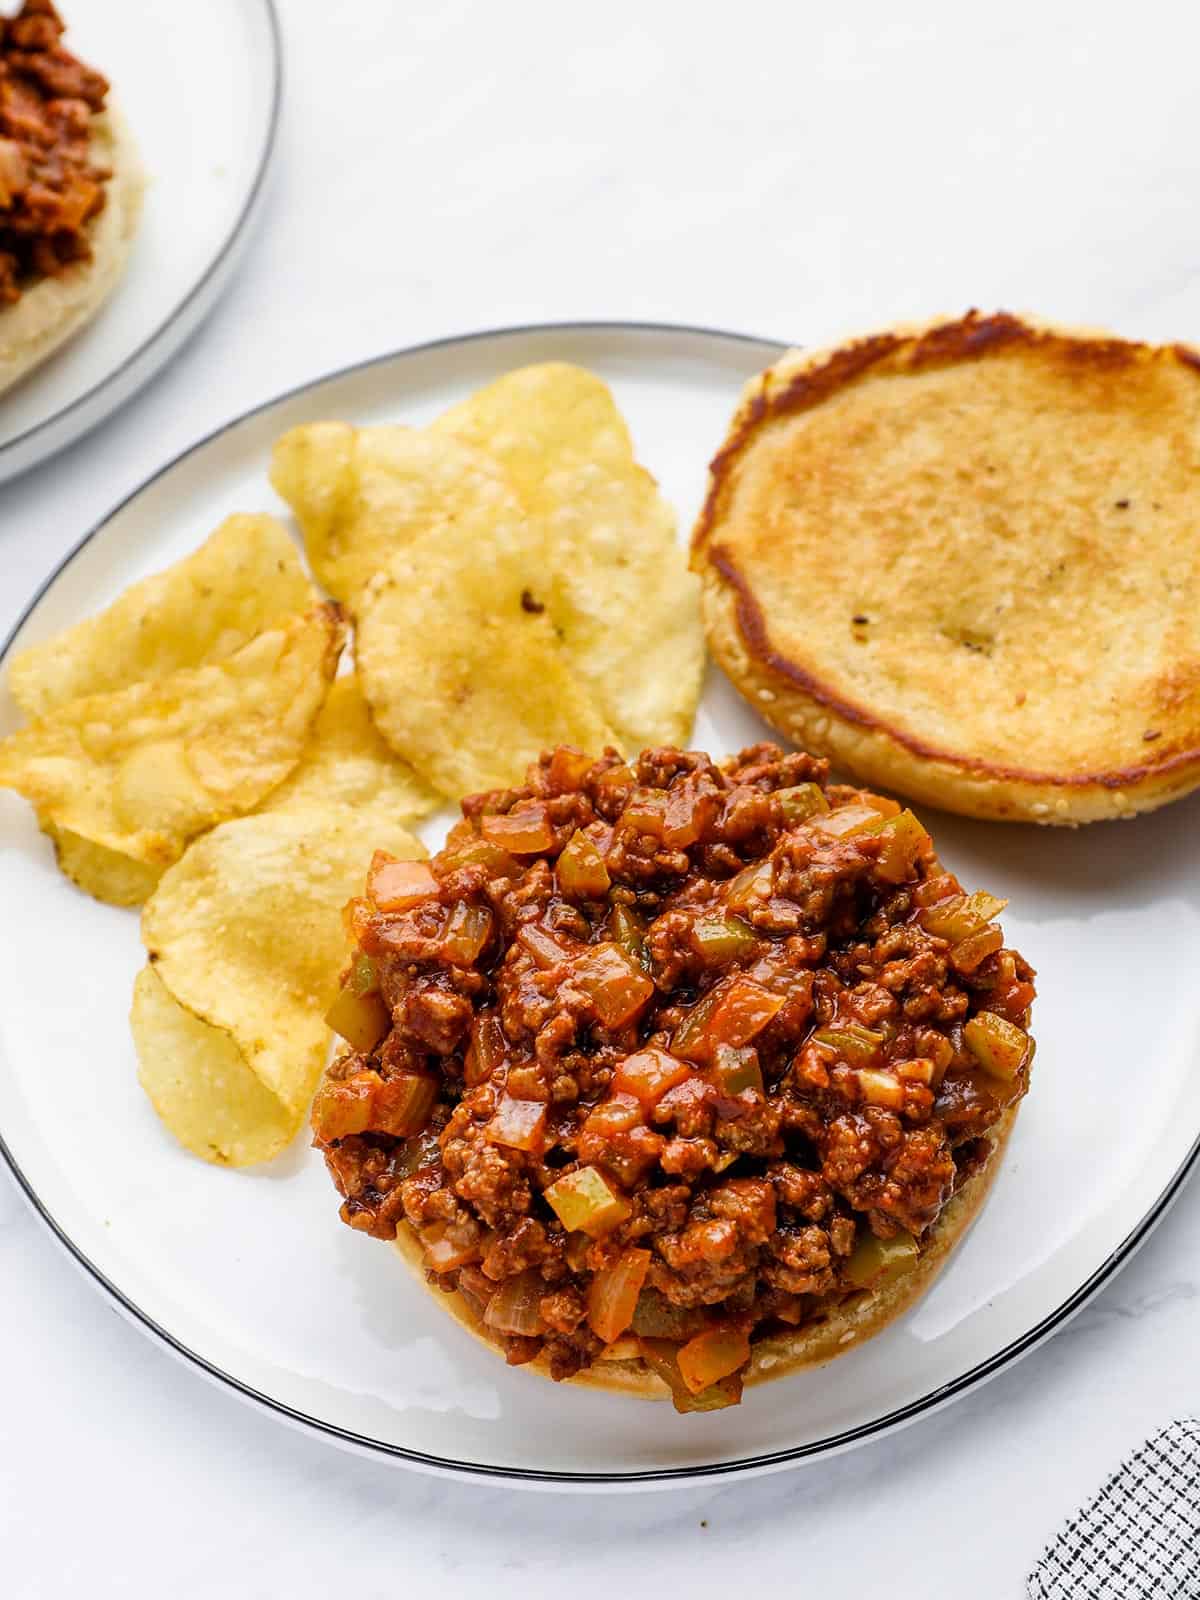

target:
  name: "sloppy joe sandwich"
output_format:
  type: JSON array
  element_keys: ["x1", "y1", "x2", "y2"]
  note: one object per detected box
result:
[
  {"x1": 0, "y1": 0, "x2": 143, "y2": 395},
  {"x1": 693, "y1": 312, "x2": 1200, "y2": 825},
  {"x1": 313, "y1": 743, "x2": 1034, "y2": 1411}
]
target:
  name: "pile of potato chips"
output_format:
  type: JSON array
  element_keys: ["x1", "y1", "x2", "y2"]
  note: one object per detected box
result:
[
  {"x1": 272, "y1": 362, "x2": 704, "y2": 793},
  {"x1": 0, "y1": 363, "x2": 703, "y2": 1167}
]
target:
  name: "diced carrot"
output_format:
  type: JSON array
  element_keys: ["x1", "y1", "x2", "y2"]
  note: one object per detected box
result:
[
  {"x1": 706, "y1": 977, "x2": 786, "y2": 1049},
  {"x1": 582, "y1": 1093, "x2": 645, "y2": 1138},
  {"x1": 486, "y1": 1093, "x2": 547, "y2": 1154},
  {"x1": 370, "y1": 1073, "x2": 438, "y2": 1137},
  {"x1": 676, "y1": 1327, "x2": 751, "y2": 1394},
  {"x1": 547, "y1": 747, "x2": 595, "y2": 793},
  {"x1": 481, "y1": 803, "x2": 556, "y2": 854},
  {"x1": 612, "y1": 1048, "x2": 694, "y2": 1105},
  {"x1": 368, "y1": 853, "x2": 440, "y2": 911},
  {"x1": 571, "y1": 943, "x2": 655, "y2": 1028}
]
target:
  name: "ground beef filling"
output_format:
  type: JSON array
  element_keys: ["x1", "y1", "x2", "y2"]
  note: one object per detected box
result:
[
  {"x1": 313, "y1": 744, "x2": 1035, "y2": 1407},
  {"x1": 0, "y1": 0, "x2": 111, "y2": 305}
]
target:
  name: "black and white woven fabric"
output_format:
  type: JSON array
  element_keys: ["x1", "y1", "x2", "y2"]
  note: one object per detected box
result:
[{"x1": 1028, "y1": 1420, "x2": 1200, "y2": 1599}]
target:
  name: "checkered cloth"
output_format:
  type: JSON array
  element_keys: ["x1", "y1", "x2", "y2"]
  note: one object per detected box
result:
[{"x1": 1028, "y1": 1420, "x2": 1200, "y2": 1598}]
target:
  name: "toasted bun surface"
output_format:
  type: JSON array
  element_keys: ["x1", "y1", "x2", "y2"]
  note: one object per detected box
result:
[
  {"x1": 692, "y1": 313, "x2": 1200, "y2": 825},
  {"x1": 0, "y1": 104, "x2": 144, "y2": 397},
  {"x1": 391, "y1": 1107, "x2": 1016, "y2": 1402}
]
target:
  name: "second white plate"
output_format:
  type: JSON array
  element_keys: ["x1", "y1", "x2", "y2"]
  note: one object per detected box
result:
[
  {"x1": 1, "y1": 322, "x2": 1198, "y2": 1486},
  {"x1": 0, "y1": 0, "x2": 280, "y2": 482}
]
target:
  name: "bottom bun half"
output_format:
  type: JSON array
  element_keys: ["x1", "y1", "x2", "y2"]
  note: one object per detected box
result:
[
  {"x1": 392, "y1": 1105, "x2": 1018, "y2": 1401},
  {"x1": 0, "y1": 103, "x2": 145, "y2": 397}
]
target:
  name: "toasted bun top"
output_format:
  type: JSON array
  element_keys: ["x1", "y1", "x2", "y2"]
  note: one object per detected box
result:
[{"x1": 693, "y1": 313, "x2": 1200, "y2": 823}]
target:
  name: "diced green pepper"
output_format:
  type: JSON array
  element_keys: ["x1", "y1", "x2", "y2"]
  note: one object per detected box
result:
[
  {"x1": 872, "y1": 809, "x2": 930, "y2": 885},
  {"x1": 963, "y1": 1011, "x2": 1030, "y2": 1081},
  {"x1": 557, "y1": 829, "x2": 612, "y2": 899},
  {"x1": 844, "y1": 1228, "x2": 919, "y2": 1290},
  {"x1": 710, "y1": 1042, "x2": 764, "y2": 1096},
  {"x1": 348, "y1": 952, "x2": 379, "y2": 996},
  {"x1": 609, "y1": 903, "x2": 651, "y2": 973},
  {"x1": 777, "y1": 783, "x2": 829, "y2": 823},
  {"x1": 543, "y1": 1165, "x2": 631, "y2": 1237},
  {"x1": 690, "y1": 914, "x2": 757, "y2": 963},
  {"x1": 811, "y1": 1021, "x2": 885, "y2": 1068},
  {"x1": 325, "y1": 986, "x2": 390, "y2": 1053}
]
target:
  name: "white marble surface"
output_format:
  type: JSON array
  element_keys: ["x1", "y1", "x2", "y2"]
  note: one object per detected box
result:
[{"x1": 3, "y1": 0, "x2": 1200, "y2": 1591}]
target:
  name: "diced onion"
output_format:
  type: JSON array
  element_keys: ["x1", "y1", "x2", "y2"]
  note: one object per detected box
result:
[
  {"x1": 517, "y1": 921, "x2": 578, "y2": 970},
  {"x1": 587, "y1": 1248, "x2": 651, "y2": 1344},
  {"x1": 856, "y1": 1067, "x2": 905, "y2": 1111},
  {"x1": 484, "y1": 1271, "x2": 548, "y2": 1336},
  {"x1": 442, "y1": 901, "x2": 493, "y2": 965}
]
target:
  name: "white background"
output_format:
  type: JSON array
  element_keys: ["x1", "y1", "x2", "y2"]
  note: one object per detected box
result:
[{"x1": 3, "y1": 1, "x2": 1200, "y2": 1592}]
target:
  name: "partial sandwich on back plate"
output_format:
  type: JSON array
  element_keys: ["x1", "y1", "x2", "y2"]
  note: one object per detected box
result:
[
  {"x1": 692, "y1": 312, "x2": 1200, "y2": 825},
  {"x1": 0, "y1": 0, "x2": 143, "y2": 394},
  {"x1": 311, "y1": 742, "x2": 1035, "y2": 1412}
]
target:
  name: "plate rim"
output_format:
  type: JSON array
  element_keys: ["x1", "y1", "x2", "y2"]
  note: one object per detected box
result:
[
  {"x1": 2, "y1": 317, "x2": 1196, "y2": 1487},
  {"x1": 0, "y1": 0, "x2": 284, "y2": 473}
]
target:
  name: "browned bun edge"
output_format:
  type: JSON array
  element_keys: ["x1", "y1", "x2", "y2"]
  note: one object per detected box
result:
[
  {"x1": 0, "y1": 102, "x2": 145, "y2": 397},
  {"x1": 389, "y1": 1104, "x2": 1019, "y2": 1401},
  {"x1": 696, "y1": 566, "x2": 1200, "y2": 826},
  {"x1": 691, "y1": 312, "x2": 1200, "y2": 826}
]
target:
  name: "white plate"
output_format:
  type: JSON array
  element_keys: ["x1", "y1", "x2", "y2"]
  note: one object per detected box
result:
[
  {"x1": 1, "y1": 322, "x2": 1197, "y2": 1488},
  {"x1": 0, "y1": 0, "x2": 280, "y2": 483}
]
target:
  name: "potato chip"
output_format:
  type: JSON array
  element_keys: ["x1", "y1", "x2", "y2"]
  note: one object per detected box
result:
[
  {"x1": 47, "y1": 823, "x2": 163, "y2": 907},
  {"x1": 269, "y1": 422, "x2": 519, "y2": 605},
  {"x1": 537, "y1": 458, "x2": 703, "y2": 751},
  {"x1": 356, "y1": 514, "x2": 618, "y2": 797},
  {"x1": 132, "y1": 967, "x2": 295, "y2": 1166},
  {"x1": 259, "y1": 676, "x2": 442, "y2": 821},
  {"x1": 137, "y1": 805, "x2": 426, "y2": 1164},
  {"x1": 0, "y1": 605, "x2": 344, "y2": 867},
  {"x1": 433, "y1": 364, "x2": 704, "y2": 750},
  {"x1": 8, "y1": 514, "x2": 313, "y2": 719},
  {"x1": 431, "y1": 362, "x2": 636, "y2": 495}
]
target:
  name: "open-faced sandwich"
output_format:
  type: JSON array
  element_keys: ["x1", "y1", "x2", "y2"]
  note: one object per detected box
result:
[
  {"x1": 312, "y1": 743, "x2": 1035, "y2": 1411},
  {"x1": 0, "y1": 0, "x2": 143, "y2": 394}
]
